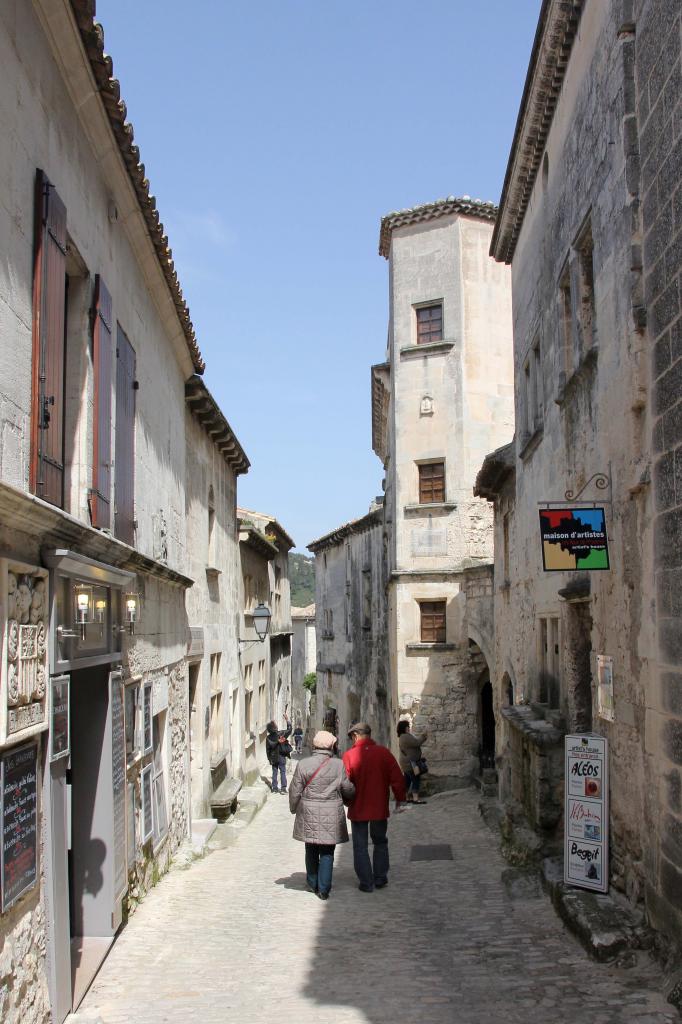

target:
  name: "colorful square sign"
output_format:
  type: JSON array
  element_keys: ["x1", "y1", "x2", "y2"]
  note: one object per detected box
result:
[{"x1": 539, "y1": 507, "x2": 610, "y2": 571}]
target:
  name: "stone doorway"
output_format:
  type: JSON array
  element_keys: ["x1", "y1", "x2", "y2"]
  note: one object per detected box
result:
[{"x1": 479, "y1": 677, "x2": 496, "y2": 772}]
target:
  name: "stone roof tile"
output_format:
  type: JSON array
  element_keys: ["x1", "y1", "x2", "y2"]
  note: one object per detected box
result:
[{"x1": 379, "y1": 195, "x2": 498, "y2": 258}]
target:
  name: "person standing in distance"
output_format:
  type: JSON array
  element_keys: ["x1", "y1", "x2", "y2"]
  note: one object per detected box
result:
[
  {"x1": 342, "y1": 722, "x2": 406, "y2": 892},
  {"x1": 266, "y1": 712, "x2": 291, "y2": 794}
]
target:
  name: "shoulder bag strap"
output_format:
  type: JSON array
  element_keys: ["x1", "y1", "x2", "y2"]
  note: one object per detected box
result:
[{"x1": 303, "y1": 758, "x2": 333, "y2": 790}]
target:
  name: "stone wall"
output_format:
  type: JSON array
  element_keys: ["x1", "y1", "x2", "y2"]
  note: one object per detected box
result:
[
  {"x1": 636, "y1": 0, "x2": 682, "y2": 945},
  {"x1": 0, "y1": 885, "x2": 49, "y2": 1024}
]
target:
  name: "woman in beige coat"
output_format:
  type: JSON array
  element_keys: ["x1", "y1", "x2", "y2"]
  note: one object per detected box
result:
[
  {"x1": 397, "y1": 719, "x2": 428, "y2": 804},
  {"x1": 288, "y1": 731, "x2": 355, "y2": 900}
]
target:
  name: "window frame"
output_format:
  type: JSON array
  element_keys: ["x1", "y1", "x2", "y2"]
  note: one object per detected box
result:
[
  {"x1": 418, "y1": 461, "x2": 446, "y2": 504},
  {"x1": 415, "y1": 302, "x2": 444, "y2": 345},
  {"x1": 419, "y1": 600, "x2": 447, "y2": 644}
]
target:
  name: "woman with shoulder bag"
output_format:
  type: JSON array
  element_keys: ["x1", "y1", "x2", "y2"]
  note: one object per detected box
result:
[
  {"x1": 288, "y1": 731, "x2": 355, "y2": 900},
  {"x1": 397, "y1": 719, "x2": 428, "y2": 804}
]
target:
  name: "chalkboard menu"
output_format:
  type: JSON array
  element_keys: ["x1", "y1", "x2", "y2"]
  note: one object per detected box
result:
[
  {"x1": 110, "y1": 672, "x2": 127, "y2": 902},
  {"x1": 1, "y1": 743, "x2": 38, "y2": 912}
]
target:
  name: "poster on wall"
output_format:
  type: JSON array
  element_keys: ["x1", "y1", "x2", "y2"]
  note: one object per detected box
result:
[
  {"x1": 539, "y1": 508, "x2": 610, "y2": 571},
  {"x1": 1, "y1": 742, "x2": 38, "y2": 911},
  {"x1": 596, "y1": 655, "x2": 615, "y2": 722},
  {"x1": 565, "y1": 734, "x2": 609, "y2": 894},
  {"x1": 49, "y1": 675, "x2": 70, "y2": 762}
]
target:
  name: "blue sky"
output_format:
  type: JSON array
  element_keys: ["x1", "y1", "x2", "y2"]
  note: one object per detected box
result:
[{"x1": 97, "y1": 0, "x2": 540, "y2": 552}]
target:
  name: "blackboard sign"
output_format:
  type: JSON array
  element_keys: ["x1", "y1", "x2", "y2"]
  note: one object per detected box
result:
[
  {"x1": 50, "y1": 675, "x2": 70, "y2": 762},
  {"x1": 110, "y1": 672, "x2": 127, "y2": 901},
  {"x1": 2, "y1": 743, "x2": 38, "y2": 912}
]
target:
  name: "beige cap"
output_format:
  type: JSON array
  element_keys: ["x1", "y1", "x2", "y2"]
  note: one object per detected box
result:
[{"x1": 312, "y1": 730, "x2": 337, "y2": 750}]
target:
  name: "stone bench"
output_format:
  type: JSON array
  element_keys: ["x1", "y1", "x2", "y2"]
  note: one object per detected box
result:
[{"x1": 210, "y1": 778, "x2": 243, "y2": 822}]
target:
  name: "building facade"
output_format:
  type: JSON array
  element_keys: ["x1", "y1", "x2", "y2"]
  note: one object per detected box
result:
[
  {"x1": 237, "y1": 510, "x2": 294, "y2": 781},
  {"x1": 372, "y1": 198, "x2": 514, "y2": 778},
  {"x1": 184, "y1": 376, "x2": 249, "y2": 820},
  {"x1": 308, "y1": 504, "x2": 391, "y2": 750},
  {"x1": 480, "y1": 0, "x2": 682, "y2": 951},
  {"x1": 291, "y1": 603, "x2": 315, "y2": 741}
]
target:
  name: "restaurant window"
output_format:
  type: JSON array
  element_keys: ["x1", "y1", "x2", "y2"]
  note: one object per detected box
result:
[
  {"x1": 418, "y1": 462, "x2": 445, "y2": 504},
  {"x1": 416, "y1": 303, "x2": 443, "y2": 345},
  {"x1": 420, "y1": 601, "x2": 446, "y2": 643}
]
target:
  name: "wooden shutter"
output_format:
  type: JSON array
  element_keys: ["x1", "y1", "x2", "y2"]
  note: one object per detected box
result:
[
  {"x1": 419, "y1": 462, "x2": 445, "y2": 503},
  {"x1": 30, "y1": 170, "x2": 67, "y2": 507},
  {"x1": 114, "y1": 326, "x2": 136, "y2": 545},
  {"x1": 89, "y1": 276, "x2": 113, "y2": 528},
  {"x1": 416, "y1": 304, "x2": 443, "y2": 344},
  {"x1": 420, "y1": 601, "x2": 446, "y2": 643}
]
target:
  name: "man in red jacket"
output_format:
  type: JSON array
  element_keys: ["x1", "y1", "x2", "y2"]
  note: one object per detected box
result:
[{"x1": 342, "y1": 722, "x2": 407, "y2": 892}]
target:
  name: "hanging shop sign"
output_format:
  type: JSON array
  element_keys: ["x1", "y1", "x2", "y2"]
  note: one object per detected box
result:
[
  {"x1": 49, "y1": 674, "x2": 70, "y2": 762},
  {"x1": 1, "y1": 742, "x2": 38, "y2": 911},
  {"x1": 565, "y1": 734, "x2": 609, "y2": 893},
  {"x1": 539, "y1": 508, "x2": 610, "y2": 572},
  {"x1": 596, "y1": 655, "x2": 615, "y2": 722}
]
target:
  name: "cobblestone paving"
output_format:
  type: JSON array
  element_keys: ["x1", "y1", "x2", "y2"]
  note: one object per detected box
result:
[{"x1": 78, "y1": 786, "x2": 678, "y2": 1024}]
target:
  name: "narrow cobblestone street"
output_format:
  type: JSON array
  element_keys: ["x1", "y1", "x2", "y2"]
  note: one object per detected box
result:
[{"x1": 77, "y1": 785, "x2": 677, "y2": 1024}]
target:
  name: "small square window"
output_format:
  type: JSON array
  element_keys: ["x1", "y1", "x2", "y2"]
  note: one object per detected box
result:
[
  {"x1": 416, "y1": 304, "x2": 443, "y2": 345},
  {"x1": 420, "y1": 601, "x2": 446, "y2": 643},
  {"x1": 418, "y1": 462, "x2": 445, "y2": 504}
]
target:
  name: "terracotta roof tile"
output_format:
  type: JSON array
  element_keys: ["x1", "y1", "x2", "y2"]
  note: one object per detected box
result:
[{"x1": 379, "y1": 195, "x2": 498, "y2": 258}]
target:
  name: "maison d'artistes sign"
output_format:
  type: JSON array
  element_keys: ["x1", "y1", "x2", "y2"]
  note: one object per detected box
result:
[{"x1": 539, "y1": 508, "x2": 610, "y2": 572}]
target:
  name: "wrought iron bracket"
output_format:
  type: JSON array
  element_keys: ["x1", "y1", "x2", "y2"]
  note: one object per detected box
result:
[{"x1": 539, "y1": 465, "x2": 612, "y2": 508}]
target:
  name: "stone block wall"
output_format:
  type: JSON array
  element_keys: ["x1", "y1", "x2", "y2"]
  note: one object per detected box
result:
[{"x1": 637, "y1": 0, "x2": 682, "y2": 944}]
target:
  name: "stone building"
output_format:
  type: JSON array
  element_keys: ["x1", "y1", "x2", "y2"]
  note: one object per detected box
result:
[
  {"x1": 237, "y1": 509, "x2": 294, "y2": 781},
  {"x1": 291, "y1": 603, "x2": 316, "y2": 739},
  {"x1": 372, "y1": 197, "x2": 514, "y2": 778},
  {"x1": 184, "y1": 376, "x2": 249, "y2": 822},
  {"x1": 308, "y1": 503, "x2": 392, "y2": 750},
  {"x1": 478, "y1": 0, "x2": 682, "y2": 952}
]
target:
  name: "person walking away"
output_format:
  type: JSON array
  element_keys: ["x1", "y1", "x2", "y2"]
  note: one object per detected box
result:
[
  {"x1": 266, "y1": 713, "x2": 292, "y2": 794},
  {"x1": 293, "y1": 725, "x2": 303, "y2": 753},
  {"x1": 342, "y1": 722, "x2": 406, "y2": 892},
  {"x1": 397, "y1": 720, "x2": 428, "y2": 804},
  {"x1": 288, "y1": 731, "x2": 355, "y2": 900}
]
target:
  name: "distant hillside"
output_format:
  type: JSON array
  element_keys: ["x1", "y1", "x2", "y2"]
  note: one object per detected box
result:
[{"x1": 289, "y1": 553, "x2": 315, "y2": 607}]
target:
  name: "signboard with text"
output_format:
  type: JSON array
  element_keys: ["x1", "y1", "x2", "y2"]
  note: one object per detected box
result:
[
  {"x1": 539, "y1": 508, "x2": 610, "y2": 571},
  {"x1": 1, "y1": 742, "x2": 38, "y2": 911},
  {"x1": 565, "y1": 734, "x2": 608, "y2": 893}
]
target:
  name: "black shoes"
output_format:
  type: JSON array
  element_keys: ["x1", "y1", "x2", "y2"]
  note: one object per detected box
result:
[
  {"x1": 358, "y1": 884, "x2": 374, "y2": 892},
  {"x1": 375, "y1": 880, "x2": 388, "y2": 889},
  {"x1": 316, "y1": 891, "x2": 329, "y2": 901}
]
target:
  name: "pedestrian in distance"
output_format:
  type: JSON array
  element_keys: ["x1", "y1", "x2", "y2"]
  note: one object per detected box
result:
[
  {"x1": 266, "y1": 713, "x2": 292, "y2": 794},
  {"x1": 342, "y1": 722, "x2": 406, "y2": 892},
  {"x1": 397, "y1": 719, "x2": 428, "y2": 804},
  {"x1": 293, "y1": 725, "x2": 304, "y2": 753},
  {"x1": 288, "y1": 731, "x2": 355, "y2": 900}
]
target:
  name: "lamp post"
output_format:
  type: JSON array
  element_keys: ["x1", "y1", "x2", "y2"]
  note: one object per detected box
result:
[{"x1": 239, "y1": 602, "x2": 272, "y2": 648}]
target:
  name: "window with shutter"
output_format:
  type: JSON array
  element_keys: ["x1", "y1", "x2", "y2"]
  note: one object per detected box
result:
[
  {"x1": 115, "y1": 326, "x2": 136, "y2": 545},
  {"x1": 416, "y1": 304, "x2": 443, "y2": 344},
  {"x1": 30, "y1": 170, "x2": 67, "y2": 507},
  {"x1": 90, "y1": 276, "x2": 113, "y2": 528},
  {"x1": 420, "y1": 601, "x2": 446, "y2": 643},
  {"x1": 418, "y1": 462, "x2": 445, "y2": 504}
]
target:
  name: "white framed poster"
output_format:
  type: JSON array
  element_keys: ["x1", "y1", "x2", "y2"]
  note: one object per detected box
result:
[
  {"x1": 49, "y1": 675, "x2": 70, "y2": 762},
  {"x1": 142, "y1": 681, "x2": 153, "y2": 755},
  {"x1": 596, "y1": 655, "x2": 615, "y2": 722},
  {"x1": 141, "y1": 763, "x2": 154, "y2": 843},
  {"x1": 565, "y1": 734, "x2": 608, "y2": 893}
]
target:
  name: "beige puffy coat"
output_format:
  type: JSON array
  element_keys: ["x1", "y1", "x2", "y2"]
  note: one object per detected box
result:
[
  {"x1": 398, "y1": 731, "x2": 428, "y2": 772},
  {"x1": 289, "y1": 751, "x2": 355, "y2": 844}
]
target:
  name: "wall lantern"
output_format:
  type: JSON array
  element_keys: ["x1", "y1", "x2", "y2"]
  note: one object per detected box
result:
[
  {"x1": 124, "y1": 592, "x2": 139, "y2": 635},
  {"x1": 74, "y1": 583, "x2": 93, "y2": 640},
  {"x1": 239, "y1": 602, "x2": 272, "y2": 649},
  {"x1": 95, "y1": 598, "x2": 107, "y2": 623}
]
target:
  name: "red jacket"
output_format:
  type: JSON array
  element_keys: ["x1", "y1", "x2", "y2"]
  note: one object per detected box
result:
[{"x1": 342, "y1": 738, "x2": 407, "y2": 821}]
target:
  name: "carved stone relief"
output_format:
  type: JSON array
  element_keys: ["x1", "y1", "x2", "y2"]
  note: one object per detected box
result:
[
  {"x1": 420, "y1": 395, "x2": 434, "y2": 416},
  {"x1": 2, "y1": 559, "x2": 49, "y2": 746}
]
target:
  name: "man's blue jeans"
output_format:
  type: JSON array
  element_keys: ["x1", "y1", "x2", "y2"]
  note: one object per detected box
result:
[
  {"x1": 305, "y1": 843, "x2": 335, "y2": 895},
  {"x1": 351, "y1": 819, "x2": 389, "y2": 890},
  {"x1": 271, "y1": 760, "x2": 287, "y2": 792}
]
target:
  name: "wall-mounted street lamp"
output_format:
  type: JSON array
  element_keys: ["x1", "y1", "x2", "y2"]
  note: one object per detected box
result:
[
  {"x1": 124, "y1": 592, "x2": 139, "y2": 635},
  {"x1": 239, "y1": 602, "x2": 272, "y2": 649},
  {"x1": 74, "y1": 583, "x2": 93, "y2": 641}
]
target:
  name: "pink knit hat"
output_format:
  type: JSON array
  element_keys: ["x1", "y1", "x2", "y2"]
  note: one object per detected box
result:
[{"x1": 312, "y1": 730, "x2": 337, "y2": 750}]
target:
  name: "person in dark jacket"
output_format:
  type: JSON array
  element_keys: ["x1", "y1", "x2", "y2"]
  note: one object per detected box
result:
[
  {"x1": 289, "y1": 731, "x2": 355, "y2": 900},
  {"x1": 266, "y1": 713, "x2": 291, "y2": 794},
  {"x1": 342, "y1": 722, "x2": 406, "y2": 892}
]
